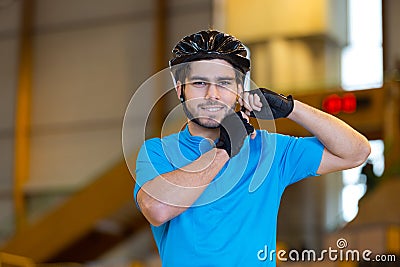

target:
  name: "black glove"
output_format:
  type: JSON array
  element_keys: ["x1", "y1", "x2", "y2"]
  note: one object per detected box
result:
[
  {"x1": 216, "y1": 111, "x2": 254, "y2": 158},
  {"x1": 243, "y1": 88, "x2": 294, "y2": 120}
]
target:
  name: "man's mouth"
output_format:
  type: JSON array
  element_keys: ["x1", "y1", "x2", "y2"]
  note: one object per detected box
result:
[{"x1": 200, "y1": 106, "x2": 224, "y2": 112}]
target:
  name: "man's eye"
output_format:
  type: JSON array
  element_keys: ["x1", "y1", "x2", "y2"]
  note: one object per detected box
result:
[
  {"x1": 192, "y1": 81, "x2": 207, "y2": 87},
  {"x1": 218, "y1": 81, "x2": 233, "y2": 88},
  {"x1": 219, "y1": 81, "x2": 231, "y2": 86}
]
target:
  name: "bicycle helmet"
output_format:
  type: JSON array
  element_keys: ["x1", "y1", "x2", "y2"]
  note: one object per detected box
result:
[{"x1": 169, "y1": 30, "x2": 250, "y2": 74}]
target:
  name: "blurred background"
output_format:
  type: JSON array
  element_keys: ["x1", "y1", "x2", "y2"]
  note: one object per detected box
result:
[{"x1": 0, "y1": 0, "x2": 399, "y2": 266}]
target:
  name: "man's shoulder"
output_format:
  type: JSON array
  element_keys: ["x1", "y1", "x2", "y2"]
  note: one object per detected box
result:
[
  {"x1": 256, "y1": 129, "x2": 299, "y2": 140},
  {"x1": 141, "y1": 131, "x2": 181, "y2": 149},
  {"x1": 253, "y1": 129, "x2": 303, "y2": 151},
  {"x1": 255, "y1": 129, "x2": 286, "y2": 140}
]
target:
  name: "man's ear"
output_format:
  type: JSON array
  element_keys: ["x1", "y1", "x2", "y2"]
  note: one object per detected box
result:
[
  {"x1": 176, "y1": 81, "x2": 184, "y2": 102},
  {"x1": 237, "y1": 83, "x2": 243, "y2": 97},
  {"x1": 237, "y1": 83, "x2": 244, "y2": 107}
]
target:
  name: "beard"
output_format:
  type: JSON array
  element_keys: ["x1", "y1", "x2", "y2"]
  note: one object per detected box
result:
[{"x1": 182, "y1": 100, "x2": 236, "y2": 129}]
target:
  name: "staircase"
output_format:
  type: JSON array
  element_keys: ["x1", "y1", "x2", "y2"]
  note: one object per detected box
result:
[{"x1": 0, "y1": 159, "x2": 148, "y2": 263}]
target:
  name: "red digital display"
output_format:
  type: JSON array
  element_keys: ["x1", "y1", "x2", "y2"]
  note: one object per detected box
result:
[
  {"x1": 342, "y1": 93, "x2": 357, "y2": 113},
  {"x1": 322, "y1": 93, "x2": 357, "y2": 114}
]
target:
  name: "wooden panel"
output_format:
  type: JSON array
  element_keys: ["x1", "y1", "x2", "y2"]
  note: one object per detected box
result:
[
  {"x1": 14, "y1": 0, "x2": 35, "y2": 229},
  {"x1": 387, "y1": 225, "x2": 400, "y2": 254}
]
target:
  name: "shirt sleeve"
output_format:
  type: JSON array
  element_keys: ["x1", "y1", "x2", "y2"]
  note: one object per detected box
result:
[
  {"x1": 134, "y1": 138, "x2": 175, "y2": 207},
  {"x1": 276, "y1": 134, "x2": 324, "y2": 189}
]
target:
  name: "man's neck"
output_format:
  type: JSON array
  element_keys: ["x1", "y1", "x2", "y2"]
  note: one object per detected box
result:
[{"x1": 187, "y1": 121, "x2": 220, "y2": 141}]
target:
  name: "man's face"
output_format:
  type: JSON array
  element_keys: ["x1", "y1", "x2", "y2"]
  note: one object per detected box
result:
[{"x1": 178, "y1": 59, "x2": 242, "y2": 128}]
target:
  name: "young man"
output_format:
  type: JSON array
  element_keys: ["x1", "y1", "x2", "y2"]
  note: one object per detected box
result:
[{"x1": 134, "y1": 30, "x2": 370, "y2": 266}]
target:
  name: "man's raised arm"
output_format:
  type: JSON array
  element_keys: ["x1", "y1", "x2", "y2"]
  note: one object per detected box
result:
[{"x1": 287, "y1": 100, "x2": 370, "y2": 175}]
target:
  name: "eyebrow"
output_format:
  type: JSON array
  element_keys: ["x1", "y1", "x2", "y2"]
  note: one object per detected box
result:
[{"x1": 188, "y1": 75, "x2": 235, "y2": 81}]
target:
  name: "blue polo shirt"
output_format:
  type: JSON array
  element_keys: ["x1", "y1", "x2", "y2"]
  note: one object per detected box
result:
[{"x1": 134, "y1": 126, "x2": 324, "y2": 266}]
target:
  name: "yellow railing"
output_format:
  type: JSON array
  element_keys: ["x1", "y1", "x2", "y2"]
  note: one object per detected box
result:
[{"x1": 0, "y1": 252, "x2": 35, "y2": 267}]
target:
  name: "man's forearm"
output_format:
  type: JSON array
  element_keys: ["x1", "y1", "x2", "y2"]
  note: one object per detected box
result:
[
  {"x1": 287, "y1": 100, "x2": 371, "y2": 174},
  {"x1": 137, "y1": 148, "x2": 229, "y2": 226}
]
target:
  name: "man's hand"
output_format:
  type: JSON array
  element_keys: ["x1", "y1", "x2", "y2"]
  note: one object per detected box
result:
[
  {"x1": 216, "y1": 111, "x2": 255, "y2": 158},
  {"x1": 240, "y1": 88, "x2": 294, "y2": 120}
]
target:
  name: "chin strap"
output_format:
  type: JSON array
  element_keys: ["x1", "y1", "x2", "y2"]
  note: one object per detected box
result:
[{"x1": 180, "y1": 84, "x2": 186, "y2": 103}]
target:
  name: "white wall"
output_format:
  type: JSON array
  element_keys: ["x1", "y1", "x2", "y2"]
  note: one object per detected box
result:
[{"x1": 0, "y1": 0, "x2": 21, "y2": 240}]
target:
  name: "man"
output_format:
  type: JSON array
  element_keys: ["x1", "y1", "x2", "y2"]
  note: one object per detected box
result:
[{"x1": 134, "y1": 30, "x2": 370, "y2": 266}]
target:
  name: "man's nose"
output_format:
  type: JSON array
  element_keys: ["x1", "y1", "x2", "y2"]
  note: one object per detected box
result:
[{"x1": 205, "y1": 83, "x2": 220, "y2": 100}]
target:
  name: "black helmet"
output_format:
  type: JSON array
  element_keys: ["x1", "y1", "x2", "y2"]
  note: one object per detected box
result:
[{"x1": 169, "y1": 30, "x2": 250, "y2": 74}]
